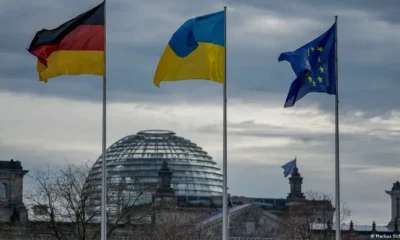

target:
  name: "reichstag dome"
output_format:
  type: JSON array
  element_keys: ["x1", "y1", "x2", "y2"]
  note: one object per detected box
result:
[{"x1": 87, "y1": 130, "x2": 224, "y2": 213}]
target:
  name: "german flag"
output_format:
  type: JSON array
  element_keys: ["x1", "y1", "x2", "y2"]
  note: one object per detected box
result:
[{"x1": 28, "y1": 2, "x2": 104, "y2": 82}]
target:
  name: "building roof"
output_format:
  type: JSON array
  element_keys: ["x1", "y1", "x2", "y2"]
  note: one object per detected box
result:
[
  {"x1": 85, "y1": 130, "x2": 225, "y2": 219},
  {"x1": 0, "y1": 160, "x2": 23, "y2": 170},
  {"x1": 231, "y1": 196, "x2": 287, "y2": 209},
  {"x1": 88, "y1": 130, "x2": 223, "y2": 199},
  {"x1": 391, "y1": 181, "x2": 400, "y2": 191},
  {"x1": 198, "y1": 204, "x2": 252, "y2": 226}
]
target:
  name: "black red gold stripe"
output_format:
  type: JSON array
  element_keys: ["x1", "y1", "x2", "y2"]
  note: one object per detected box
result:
[{"x1": 28, "y1": 1, "x2": 104, "y2": 82}]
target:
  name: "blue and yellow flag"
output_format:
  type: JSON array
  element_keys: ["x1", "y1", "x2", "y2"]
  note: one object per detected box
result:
[
  {"x1": 153, "y1": 11, "x2": 225, "y2": 87},
  {"x1": 279, "y1": 22, "x2": 337, "y2": 107}
]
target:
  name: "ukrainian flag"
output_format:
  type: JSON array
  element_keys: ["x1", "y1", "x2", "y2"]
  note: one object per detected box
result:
[{"x1": 153, "y1": 11, "x2": 225, "y2": 87}]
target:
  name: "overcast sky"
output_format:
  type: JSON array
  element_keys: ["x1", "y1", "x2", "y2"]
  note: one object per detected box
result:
[{"x1": 1, "y1": 0, "x2": 400, "y2": 226}]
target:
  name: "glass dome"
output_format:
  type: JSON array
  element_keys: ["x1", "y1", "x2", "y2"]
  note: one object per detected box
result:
[{"x1": 87, "y1": 130, "x2": 223, "y2": 212}]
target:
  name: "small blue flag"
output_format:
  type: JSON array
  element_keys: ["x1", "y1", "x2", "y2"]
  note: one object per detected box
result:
[
  {"x1": 282, "y1": 159, "x2": 296, "y2": 178},
  {"x1": 279, "y1": 22, "x2": 337, "y2": 107}
]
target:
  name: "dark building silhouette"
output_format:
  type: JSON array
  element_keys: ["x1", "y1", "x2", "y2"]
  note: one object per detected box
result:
[{"x1": 0, "y1": 159, "x2": 28, "y2": 223}]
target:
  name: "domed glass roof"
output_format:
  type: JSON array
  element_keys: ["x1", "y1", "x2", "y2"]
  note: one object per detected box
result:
[{"x1": 87, "y1": 130, "x2": 223, "y2": 211}]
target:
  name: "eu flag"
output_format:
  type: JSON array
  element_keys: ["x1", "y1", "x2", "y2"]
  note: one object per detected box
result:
[
  {"x1": 279, "y1": 22, "x2": 336, "y2": 107},
  {"x1": 282, "y1": 159, "x2": 296, "y2": 178}
]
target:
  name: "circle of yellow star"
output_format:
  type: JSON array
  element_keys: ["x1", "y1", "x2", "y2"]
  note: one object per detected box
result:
[
  {"x1": 312, "y1": 81, "x2": 317, "y2": 87},
  {"x1": 317, "y1": 47, "x2": 323, "y2": 52},
  {"x1": 319, "y1": 66, "x2": 324, "y2": 73},
  {"x1": 307, "y1": 75, "x2": 313, "y2": 82},
  {"x1": 317, "y1": 76, "x2": 323, "y2": 83}
]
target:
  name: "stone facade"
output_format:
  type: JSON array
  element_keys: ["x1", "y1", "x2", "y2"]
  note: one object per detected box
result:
[
  {"x1": 0, "y1": 160, "x2": 28, "y2": 224},
  {"x1": 385, "y1": 181, "x2": 400, "y2": 229},
  {"x1": 287, "y1": 166, "x2": 305, "y2": 201}
]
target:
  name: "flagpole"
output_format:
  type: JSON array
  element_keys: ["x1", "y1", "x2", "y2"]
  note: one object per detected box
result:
[
  {"x1": 334, "y1": 15, "x2": 340, "y2": 240},
  {"x1": 101, "y1": 0, "x2": 107, "y2": 239},
  {"x1": 222, "y1": 5, "x2": 228, "y2": 240}
]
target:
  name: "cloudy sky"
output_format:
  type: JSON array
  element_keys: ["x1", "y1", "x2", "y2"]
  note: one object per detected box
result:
[{"x1": 1, "y1": 0, "x2": 400, "y2": 225}]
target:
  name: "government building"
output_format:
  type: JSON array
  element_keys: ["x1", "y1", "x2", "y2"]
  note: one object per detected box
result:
[{"x1": 0, "y1": 130, "x2": 398, "y2": 239}]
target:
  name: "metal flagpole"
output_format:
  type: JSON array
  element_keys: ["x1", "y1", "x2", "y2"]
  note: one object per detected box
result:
[
  {"x1": 222, "y1": 6, "x2": 228, "y2": 240},
  {"x1": 334, "y1": 15, "x2": 340, "y2": 240},
  {"x1": 101, "y1": 0, "x2": 108, "y2": 239}
]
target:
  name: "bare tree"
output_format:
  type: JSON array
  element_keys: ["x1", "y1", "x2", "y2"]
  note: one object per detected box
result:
[
  {"x1": 24, "y1": 161, "x2": 153, "y2": 240},
  {"x1": 141, "y1": 202, "x2": 216, "y2": 240},
  {"x1": 177, "y1": 208, "x2": 216, "y2": 240},
  {"x1": 278, "y1": 190, "x2": 351, "y2": 240}
]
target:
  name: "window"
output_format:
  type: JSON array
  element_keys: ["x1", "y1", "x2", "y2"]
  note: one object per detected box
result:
[{"x1": 0, "y1": 183, "x2": 7, "y2": 199}]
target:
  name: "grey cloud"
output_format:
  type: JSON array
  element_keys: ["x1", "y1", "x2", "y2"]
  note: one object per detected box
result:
[
  {"x1": 228, "y1": 0, "x2": 400, "y2": 24},
  {"x1": 199, "y1": 111, "x2": 400, "y2": 174},
  {"x1": 1, "y1": 0, "x2": 399, "y2": 117}
]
